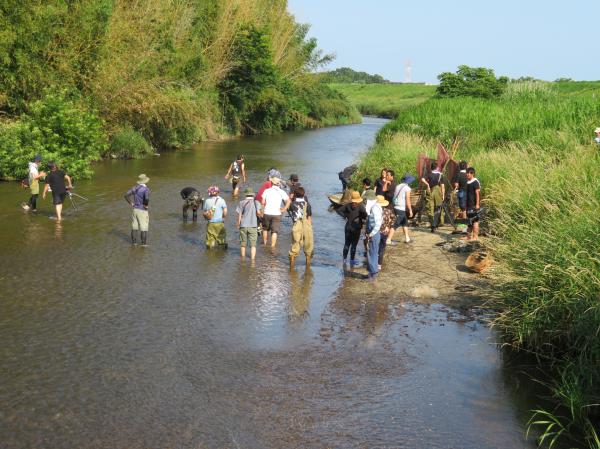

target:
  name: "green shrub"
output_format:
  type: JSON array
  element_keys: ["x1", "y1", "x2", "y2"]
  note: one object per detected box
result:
[
  {"x1": 0, "y1": 91, "x2": 107, "y2": 180},
  {"x1": 109, "y1": 127, "x2": 153, "y2": 159},
  {"x1": 436, "y1": 65, "x2": 508, "y2": 99}
]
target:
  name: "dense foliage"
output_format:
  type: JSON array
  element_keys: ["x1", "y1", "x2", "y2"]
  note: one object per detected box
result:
[
  {"x1": 436, "y1": 65, "x2": 509, "y2": 99},
  {"x1": 0, "y1": 0, "x2": 358, "y2": 180},
  {"x1": 320, "y1": 67, "x2": 389, "y2": 84},
  {"x1": 356, "y1": 80, "x2": 600, "y2": 447}
]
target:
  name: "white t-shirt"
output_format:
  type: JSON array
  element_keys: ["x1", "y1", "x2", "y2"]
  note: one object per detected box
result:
[
  {"x1": 28, "y1": 162, "x2": 39, "y2": 182},
  {"x1": 393, "y1": 183, "x2": 411, "y2": 210},
  {"x1": 262, "y1": 186, "x2": 289, "y2": 216}
]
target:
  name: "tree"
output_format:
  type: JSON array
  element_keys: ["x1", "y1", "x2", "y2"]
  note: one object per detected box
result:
[{"x1": 436, "y1": 65, "x2": 508, "y2": 99}]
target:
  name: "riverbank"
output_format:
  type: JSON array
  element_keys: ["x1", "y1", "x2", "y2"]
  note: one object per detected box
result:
[{"x1": 354, "y1": 80, "x2": 600, "y2": 447}]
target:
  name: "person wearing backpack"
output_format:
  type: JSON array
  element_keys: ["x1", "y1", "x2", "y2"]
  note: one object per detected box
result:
[
  {"x1": 390, "y1": 173, "x2": 415, "y2": 244},
  {"x1": 203, "y1": 185, "x2": 228, "y2": 248},
  {"x1": 224, "y1": 154, "x2": 246, "y2": 197},
  {"x1": 236, "y1": 187, "x2": 262, "y2": 260},
  {"x1": 21, "y1": 155, "x2": 46, "y2": 212},
  {"x1": 288, "y1": 187, "x2": 313, "y2": 269}
]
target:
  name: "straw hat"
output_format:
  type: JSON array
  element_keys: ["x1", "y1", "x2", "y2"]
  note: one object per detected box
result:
[
  {"x1": 350, "y1": 191, "x2": 363, "y2": 203},
  {"x1": 376, "y1": 195, "x2": 389, "y2": 207},
  {"x1": 137, "y1": 174, "x2": 150, "y2": 184}
]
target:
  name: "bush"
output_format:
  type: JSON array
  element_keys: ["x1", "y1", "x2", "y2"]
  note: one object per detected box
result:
[
  {"x1": 436, "y1": 65, "x2": 508, "y2": 99},
  {"x1": 109, "y1": 127, "x2": 153, "y2": 159},
  {"x1": 0, "y1": 91, "x2": 107, "y2": 180}
]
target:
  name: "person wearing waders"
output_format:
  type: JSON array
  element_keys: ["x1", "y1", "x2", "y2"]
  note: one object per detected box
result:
[
  {"x1": 180, "y1": 187, "x2": 203, "y2": 222},
  {"x1": 203, "y1": 185, "x2": 228, "y2": 248},
  {"x1": 224, "y1": 154, "x2": 246, "y2": 197},
  {"x1": 421, "y1": 162, "x2": 445, "y2": 232},
  {"x1": 340, "y1": 190, "x2": 367, "y2": 267},
  {"x1": 364, "y1": 190, "x2": 383, "y2": 281},
  {"x1": 288, "y1": 186, "x2": 313, "y2": 269},
  {"x1": 124, "y1": 174, "x2": 151, "y2": 246},
  {"x1": 21, "y1": 155, "x2": 46, "y2": 212}
]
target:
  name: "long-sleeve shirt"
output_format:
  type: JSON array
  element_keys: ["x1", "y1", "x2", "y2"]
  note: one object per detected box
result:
[
  {"x1": 366, "y1": 202, "x2": 383, "y2": 237},
  {"x1": 125, "y1": 184, "x2": 150, "y2": 210}
]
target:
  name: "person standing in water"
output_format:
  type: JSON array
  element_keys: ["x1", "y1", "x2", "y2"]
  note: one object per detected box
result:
[
  {"x1": 225, "y1": 154, "x2": 246, "y2": 197},
  {"x1": 22, "y1": 155, "x2": 46, "y2": 212},
  {"x1": 260, "y1": 173, "x2": 291, "y2": 247},
  {"x1": 124, "y1": 174, "x2": 151, "y2": 246},
  {"x1": 288, "y1": 187, "x2": 313, "y2": 269},
  {"x1": 42, "y1": 162, "x2": 73, "y2": 223},
  {"x1": 236, "y1": 187, "x2": 262, "y2": 260},
  {"x1": 203, "y1": 185, "x2": 228, "y2": 248},
  {"x1": 340, "y1": 190, "x2": 367, "y2": 267}
]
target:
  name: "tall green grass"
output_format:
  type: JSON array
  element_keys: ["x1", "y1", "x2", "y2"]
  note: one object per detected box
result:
[{"x1": 357, "y1": 82, "x2": 600, "y2": 447}]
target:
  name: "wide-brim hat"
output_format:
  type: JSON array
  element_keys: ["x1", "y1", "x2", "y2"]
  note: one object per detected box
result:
[
  {"x1": 350, "y1": 191, "x2": 363, "y2": 203},
  {"x1": 401, "y1": 173, "x2": 416, "y2": 184},
  {"x1": 137, "y1": 174, "x2": 150, "y2": 184},
  {"x1": 244, "y1": 187, "x2": 254, "y2": 196},
  {"x1": 376, "y1": 195, "x2": 389, "y2": 207},
  {"x1": 363, "y1": 189, "x2": 376, "y2": 201}
]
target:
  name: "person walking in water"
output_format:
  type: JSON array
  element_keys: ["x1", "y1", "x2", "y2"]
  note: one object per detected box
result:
[
  {"x1": 364, "y1": 191, "x2": 384, "y2": 281},
  {"x1": 261, "y1": 172, "x2": 291, "y2": 247},
  {"x1": 42, "y1": 162, "x2": 73, "y2": 223},
  {"x1": 180, "y1": 187, "x2": 203, "y2": 222},
  {"x1": 203, "y1": 185, "x2": 228, "y2": 248},
  {"x1": 288, "y1": 187, "x2": 313, "y2": 269},
  {"x1": 22, "y1": 155, "x2": 46, "y2": 212},
  {"x1": 236, "y1": 187, "x2": 262, "y2": 260},
  {"x1": 124, "y1": 174, "x2": 150, "y2": 245},
  {"x1": 421, "y1": 162, "x2": 445, "y2": 232},
  {"x1": 340, "y1": 190, "x2": 367, "y2": 267},
  {"x1": 224, "y1": 154, "x2": 246, "y2": 197}
]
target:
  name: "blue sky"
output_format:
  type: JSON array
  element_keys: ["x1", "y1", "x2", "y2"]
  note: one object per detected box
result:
[{"x1": 288, "y1": 0, "x2": 597, "y2": 83}]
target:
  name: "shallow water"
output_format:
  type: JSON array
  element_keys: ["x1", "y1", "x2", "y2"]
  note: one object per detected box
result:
[{"x1": 0, "y1": 118, "x2": 536, "y2": 448}]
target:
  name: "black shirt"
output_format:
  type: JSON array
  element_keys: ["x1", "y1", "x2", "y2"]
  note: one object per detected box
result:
[
  {"x1": 384, "y1": 182, "x2": 397, "y2": 204},
  {"x1": 46, "y1": 170, "x2": 66, "y2": 195},
  {"x1": 454, "y1": 171, "x2": 468, "y2": 190},
  {"x1": 375, "y1": 178, "x2": 386, "y2": 195},
  {"x1": 180, "y1": 187, "x2": 199, "y2": 199},
  {"x1": 341, "y1": 202, "x2": 367, "y2": 231},
  {"x1": 466, "y1": 178, "x2": 481, "y2": 209},
  {"x1": 427, "y1": 171, "x2": 442, "y2": 188}
]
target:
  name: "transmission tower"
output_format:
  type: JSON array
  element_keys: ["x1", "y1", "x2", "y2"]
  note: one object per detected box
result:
[{"x1": 404, "y1": 59, "x2": 412, "y2": 83}]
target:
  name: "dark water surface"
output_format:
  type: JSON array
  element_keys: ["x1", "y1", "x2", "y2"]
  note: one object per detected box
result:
[{"x1": 0, "y1": 118, "x2": 535, "y2": 448}]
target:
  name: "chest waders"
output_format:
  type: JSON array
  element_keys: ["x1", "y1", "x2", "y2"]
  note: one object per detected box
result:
[{"x1": 288, "y1": 203, "x2": 314, "y2": 269}]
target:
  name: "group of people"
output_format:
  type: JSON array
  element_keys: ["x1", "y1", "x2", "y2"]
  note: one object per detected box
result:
[
  {"x1": 22, "y1": 155, "x2": 73, "y2": 223},
  {"x1": 124, "y1": 162, "x2": 314, "y2": 269}
]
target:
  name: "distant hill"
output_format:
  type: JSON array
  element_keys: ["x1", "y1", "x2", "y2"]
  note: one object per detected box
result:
[{"x1": 320, "y1": 67, "x2": 389, "y2": 84}]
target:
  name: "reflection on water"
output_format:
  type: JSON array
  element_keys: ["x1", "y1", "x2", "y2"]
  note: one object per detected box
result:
[{"x1": 0, "y1": 118, "x2": 535, "y2": 449}]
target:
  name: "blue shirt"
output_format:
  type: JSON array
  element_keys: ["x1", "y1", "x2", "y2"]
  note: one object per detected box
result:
[
  {"x1": 203, "y1": 196, "x2": 227, "y2": 223},
  {"x1": 126, "y1": 184, "x2": 150, "y2": 210}
]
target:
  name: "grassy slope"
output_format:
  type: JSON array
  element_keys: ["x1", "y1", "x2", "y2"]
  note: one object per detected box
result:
[
  {"x1": 355, "y1": 80, "x2": 600, "y2": 448},
  {"x1": 328, "y1": 83, "x2": 436, "y2": 118}
]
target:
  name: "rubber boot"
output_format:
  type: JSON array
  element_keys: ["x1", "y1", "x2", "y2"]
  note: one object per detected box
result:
[
  {"x1": 131, "y1": 230, "x2": 138, "y2": 245},
  {"x1": 140, "y1": 231, "x2": 147, "y2": 246},
  {"x1": 289, "y1": 255, "x2": 295, "y2": 270}
]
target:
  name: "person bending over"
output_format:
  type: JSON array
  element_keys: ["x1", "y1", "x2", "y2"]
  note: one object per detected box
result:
[{"x1": 180, "y1": 187, "x2": 203, "y2": 222}]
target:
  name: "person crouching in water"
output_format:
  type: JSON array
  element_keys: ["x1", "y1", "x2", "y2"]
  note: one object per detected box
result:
[
  {"x1": 124, "y1": 174, "x2": 150, "y2": 245},
  {"x1": 203, "y1": 185, "x2": 228, "y2": 248},
  {"x1": 364, "y1": 190, "x2": 384, "y2": 281},
  {"x1": 236, "y1": 187, "x2": 262, "y2": 260},
  {"x1": 288, "y1": 187, "x2": 313, "y2": 269},
  {"x1": 340, "y1": 190, "x2": 367, "y2": 267},
  {"x1": 180, "y1": 187, "x2": 203, "y2": 222}
]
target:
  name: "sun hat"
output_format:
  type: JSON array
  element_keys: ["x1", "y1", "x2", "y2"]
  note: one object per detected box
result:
[
  {"x1": 376, "y1": 195, "x2": 389, "y2": 207},
  {"x1": 207, "y1": 185, "x2": 219, "y2": 196},
  {"x1": 363, "y1": 189, "x2": 376, "y2": 201},
  {"x1": 137, "y1": 174, "x2": 150, "y2": 184},
  {"x1": 33, "y1": 155, "x2": 42, "y2": 162},
  {"x1": 350, "y1": 191, "x2": 363, "y2": 203},
  {"x1": 244, "y1": 187, "x2": 254, "y2": 196},
  {"x1": 401, "y1": 173, "x2": 416, "y2": 184},
  {"x1": 595, "y1": 127, "x2": 600, "y2": 133}
]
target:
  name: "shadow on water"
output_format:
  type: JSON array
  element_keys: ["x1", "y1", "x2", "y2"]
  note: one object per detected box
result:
[{"x1": 0, "y1": 118, "x2": 541, "y2": 448}]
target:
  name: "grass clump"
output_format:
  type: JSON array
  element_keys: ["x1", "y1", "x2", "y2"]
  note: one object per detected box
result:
[{"x1": 109, "y1": 128, "x2": 153, "y2": 159}]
